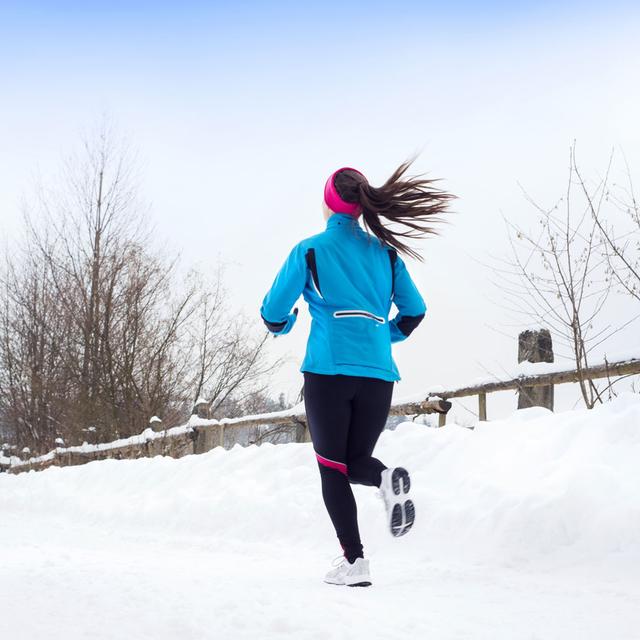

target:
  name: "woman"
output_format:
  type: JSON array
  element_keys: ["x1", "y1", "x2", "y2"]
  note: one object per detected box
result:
[{"x1": 259, "y1": 161, "x2": 453, "y2": 587}]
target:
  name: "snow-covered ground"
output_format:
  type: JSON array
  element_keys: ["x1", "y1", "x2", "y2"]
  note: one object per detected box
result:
[{"x1": 2, "y1": 395, "x2": 640, "y2": 640}]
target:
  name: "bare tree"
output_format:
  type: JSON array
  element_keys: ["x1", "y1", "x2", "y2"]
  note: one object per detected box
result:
[
  {"x1": 0, "y1": 123, "x2": 283, "y2": 453},
  {"x1": 0, "y1": 240, "x2": 71, "y2": 449},
  {"x1": 492, "y1": 144, "x2": 631, "y2": 408},
  {"x1": 576, "y1": 152, "x2": 640, "y2": 303},
  {"x1": 182, "y1": 264, "x2": 285, "y2": 419}
]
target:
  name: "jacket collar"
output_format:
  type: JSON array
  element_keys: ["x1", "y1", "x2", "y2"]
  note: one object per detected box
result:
[{"x1": 326, "y1": 212, "x2": 361, "y2": 230}]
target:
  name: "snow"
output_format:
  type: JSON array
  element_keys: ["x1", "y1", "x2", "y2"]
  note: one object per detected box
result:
[
  {"x1": 1, "y1": 395, "x2": 639, "y2": 639},
  {"x1": 464, "y1": 355, "x2": 639, "y2": 389},
  {"x1": 9, "y1": 423, "x2": 197, "y2": 468},
  {"x1": 10, "y1": 402, "x2": 312, "y2": 470},
  {"x1": 217, "y1": 401, "x2": 306, "y2": 425},
  {"x1": 394, "y1": 354, "x2": 639, "y2": 405},
  {"x1": 149, "y1": 416, "x2": 162, "y2": 424},
  {"x1": 396, "y1": 354, "x2": 640, "y2": 400}
]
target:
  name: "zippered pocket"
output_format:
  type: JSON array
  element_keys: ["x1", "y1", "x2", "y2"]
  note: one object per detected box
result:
[
  {"x1": 330, "y1": 310, "x2": 392, "y2": 370},
  {"x1": 333, "y1": 309, "x2": 386, "y2": 324}
]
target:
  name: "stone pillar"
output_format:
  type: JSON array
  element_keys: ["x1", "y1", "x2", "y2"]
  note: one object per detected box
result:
[
  {"x1": 517, "y1": 329, "x2": 554, "y2": 410},
  {"x1": 149, "y1": 416, "x2": 163, "y2": 432}
]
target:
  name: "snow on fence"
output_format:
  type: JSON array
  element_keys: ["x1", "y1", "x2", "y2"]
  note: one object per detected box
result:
[
  {"x1": 432, "y1": 355, "x2": 640, "y2": 426},
  {"x1": 3, "y1": 330, "x2": 639, "y2": 475},
  {"x1": 2, "y1": 397, "x2": 451, "y2": 474}
]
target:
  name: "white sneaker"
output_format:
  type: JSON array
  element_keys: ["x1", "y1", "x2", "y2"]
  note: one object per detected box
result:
[
  {"x1": 324, "y1": 556, "x2": 372, "y2": 587},
  {"x1": 378, "y1": 467, "x2": 415, "y2": 537}
]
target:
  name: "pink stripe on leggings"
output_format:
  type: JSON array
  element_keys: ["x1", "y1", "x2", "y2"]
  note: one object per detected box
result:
[{"x1": 316, "y1": 452, "x2": 347, "y2": 475}]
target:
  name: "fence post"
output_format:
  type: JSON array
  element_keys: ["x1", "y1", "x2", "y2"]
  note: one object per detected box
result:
[
  {"x1": 292, "y1": 418, "x2": 311, "y2": 443},
  {"x1": 193, "y1": 398, "x2": 209, "y2": 419},
  {"x1": 193, "y1": 425, "x2": 218, "y2": 454},
  {"x1": 478, "y1": 392, "x2": 487, "y2": 421},
  {"x1": 517, "y1": 329, "x2": 554, "y2": 410}
]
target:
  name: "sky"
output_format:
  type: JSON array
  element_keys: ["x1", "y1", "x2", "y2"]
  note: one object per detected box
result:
[{"x1": 1, "y1": 1, "x2": 639, "y2": 421}]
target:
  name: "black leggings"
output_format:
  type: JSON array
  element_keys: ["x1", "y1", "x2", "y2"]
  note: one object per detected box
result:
[{"x1": 303, "y1": 371, "x2": 395, "y2": 562}]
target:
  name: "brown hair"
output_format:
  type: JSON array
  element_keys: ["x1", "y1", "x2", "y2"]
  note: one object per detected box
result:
[{"x1": 333, "y1": 159, "x2": 455, "y2": 261}]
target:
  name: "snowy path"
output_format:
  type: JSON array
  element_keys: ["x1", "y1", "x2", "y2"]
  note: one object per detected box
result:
[
  {"x1": 2, "y1": 396, "x2": 640, "y2": 639},
  {"x1": 4, "y1": 532, "x2": 638, "y2": 640}
]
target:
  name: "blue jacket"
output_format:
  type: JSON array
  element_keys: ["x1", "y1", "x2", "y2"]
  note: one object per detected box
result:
[{"x1": 259, "y1": 212, "x2": 427, "y2": 382}]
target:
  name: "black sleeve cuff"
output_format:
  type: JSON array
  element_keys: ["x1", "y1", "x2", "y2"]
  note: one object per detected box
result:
[
  {"x1": 396, "y1": 313, "x2": 425, "y2": 337},
  {"x1": 261, "y1": 312, "x2": 287, "y2": 333}
]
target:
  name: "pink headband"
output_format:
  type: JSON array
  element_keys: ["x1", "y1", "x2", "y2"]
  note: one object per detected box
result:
[{"x1": 324, "y1": 167, "x2": 365, "y2": 216}]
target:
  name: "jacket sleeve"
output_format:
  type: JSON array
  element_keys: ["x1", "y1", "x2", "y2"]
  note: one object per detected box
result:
[
  {"x1": 389, "y1": 254, "x2": 427, "y2": 344},
  {"x1": 259, "y1": 242, "x2": 307, "y2": 336}
]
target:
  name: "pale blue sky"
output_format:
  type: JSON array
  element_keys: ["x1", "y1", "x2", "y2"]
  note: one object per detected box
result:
[{"x1": 1, "y1": 1, "x2": 639, "y2": 418}]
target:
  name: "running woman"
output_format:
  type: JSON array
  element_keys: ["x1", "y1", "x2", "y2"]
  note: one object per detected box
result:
[{"x1": 259, "y1": 161, "x2": 453, "y2": 587}]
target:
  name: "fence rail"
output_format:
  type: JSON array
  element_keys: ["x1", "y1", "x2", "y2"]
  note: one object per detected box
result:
[{"x1": 431, "y1": 357, "x2": 640, "y2": 425}]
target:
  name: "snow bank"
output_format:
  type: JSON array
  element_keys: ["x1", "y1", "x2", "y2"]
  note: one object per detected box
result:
[
  {"x1": 1, "y1": 395, "x2": 639, "y2": 639},
  {"x1": 3, "y1": 394, "x2": 639, "y2": 567}
]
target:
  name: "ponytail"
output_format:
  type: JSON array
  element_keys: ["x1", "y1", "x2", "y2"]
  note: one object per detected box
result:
[{"x1": 333, "y1": 159, "x2": 454, "y2": 261}]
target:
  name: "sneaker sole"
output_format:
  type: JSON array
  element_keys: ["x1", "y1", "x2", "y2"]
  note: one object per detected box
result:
[
  {"x1": 389, "y1": 468, "x2": 415, "y2": 537},
  {"x1": 324, "y1": 578, "x2": 373, "y2": 587},
  {"x1": 392, "y1": 467, "x2": 411, "y2": 494}
]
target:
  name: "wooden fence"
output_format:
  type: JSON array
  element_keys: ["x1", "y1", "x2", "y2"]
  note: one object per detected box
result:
[
  {"x1": 1, "y1": 395, "x2": 452, "y2": 474},
  {"x1": 3, "y1": 336, "x2": 639, "y2": 474},
  {"x1": 432, "y1": 356, "x2": 640, "y2": 426}
]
